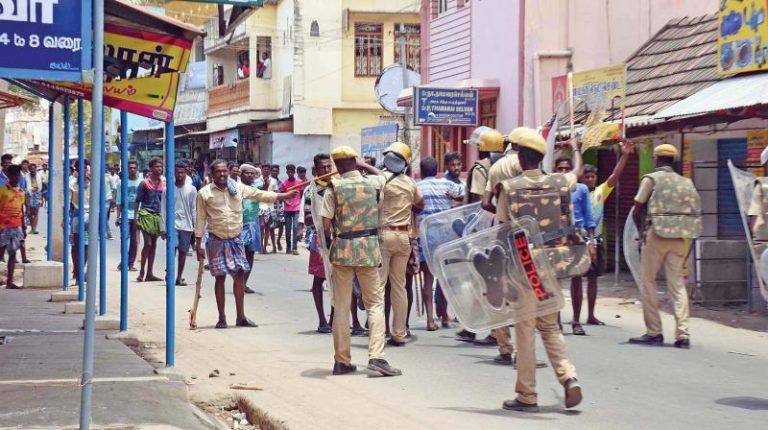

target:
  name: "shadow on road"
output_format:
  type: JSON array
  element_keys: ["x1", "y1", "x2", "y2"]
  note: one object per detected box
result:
[
  {"x1": 716, "y1": 397, "x2": 768, "y2": 410},
  {"x1": 431, "y1": 406, "x2": 579, "y2": 420}
]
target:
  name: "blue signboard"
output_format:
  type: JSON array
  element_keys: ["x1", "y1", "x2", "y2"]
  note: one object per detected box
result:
[
  {"x1": 414, "y1": 87, "x2": 479, "y2": 126},
  {"x1": 361, "y1": 123, "x2": 400, "y2": 163},
  {"x1": 0, "y1": 0, "x2": 92, "y2": 81}
]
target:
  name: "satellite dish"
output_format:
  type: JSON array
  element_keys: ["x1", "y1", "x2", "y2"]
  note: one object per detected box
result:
[{"x1": 375, "y1": 64, "x2": 421, "y2": 114}]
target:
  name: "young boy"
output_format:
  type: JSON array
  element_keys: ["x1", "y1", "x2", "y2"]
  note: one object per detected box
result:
[{"x1": 0, "y1": 165, "x2": 27, "y2": 289}]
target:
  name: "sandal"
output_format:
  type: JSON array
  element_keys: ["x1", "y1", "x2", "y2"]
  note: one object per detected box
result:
[
  {"x1": 144, "y1": 275, "x2": 161, "y2": 282},
  {"x1": 426, "y1": 323, "x2": 439, "y2": 332},
  {"x1": 175, "y1": 279, "x2": 187, "y2": 286},
  {"x1": 586, "y1": 318, "x2": 606, "y2": 326},
  {"x1": 136, "y1": 274, "x2": 144, "y2": 282},
  {"x1": 572, "y1": 322, "x2": 586, "y2": 336},
  {"x1": 236, "y1": 318, "x2": 258, "y2": 327},
  {"x1": 215, "y1": 320, "x2": 228, "y2": 329}
]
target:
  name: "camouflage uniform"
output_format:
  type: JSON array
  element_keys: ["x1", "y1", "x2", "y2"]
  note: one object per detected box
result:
[
  {"x1": 749, "y1": 178, "x2": 768, "y2": 243},
  {"x1": 320, "y1": 171, "x2": 386, "y2": 366},
  {"x1": 495, "y1": 168, "x2": 578, "y2": 406},
  {"x1": 635, "y1": 166, "x2": 702, "y2": 341}
]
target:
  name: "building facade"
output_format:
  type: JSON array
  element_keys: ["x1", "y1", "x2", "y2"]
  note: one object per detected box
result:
[{"x1": 2, "y1": 102, "x2": 49, "y2": 164}]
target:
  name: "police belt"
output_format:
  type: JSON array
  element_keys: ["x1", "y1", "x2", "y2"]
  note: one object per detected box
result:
[
  {"x1": 540, "y1": 226, "x2": 577, "y2": 243},
  {"x1": 336, "y1": 229, "x2": 379, "y2": 239}
]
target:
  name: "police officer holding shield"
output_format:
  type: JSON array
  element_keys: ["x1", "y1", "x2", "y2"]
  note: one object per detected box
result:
[{"x1": 630, "y1": 144, "x2": 702, "y2": 349}]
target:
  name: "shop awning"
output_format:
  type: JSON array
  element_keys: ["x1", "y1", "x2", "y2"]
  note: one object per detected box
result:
[
  {"x1": 653, "y1": 73, "x2": 768, "y2": 120},
  {"x1": 397, "y1": 79, "x2": 500, "y2": 107},
  {"x1": 0, "y1": 90, "x2": 31, "y2": 110}
]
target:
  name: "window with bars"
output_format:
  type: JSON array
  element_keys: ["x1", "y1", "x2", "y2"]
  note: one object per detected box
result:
[
  {"x1": 355, "y1": 23, "x2": 383, "y2": 77},
  {"x1": 394, "y1": 23, "x2": 421, "y2": 71},
  {"x1": 480, "y1": 99, "x2": 497, "y2": 128},
  {"x1": 438, "y1": 0, "x2": 448, "y2": 14}
]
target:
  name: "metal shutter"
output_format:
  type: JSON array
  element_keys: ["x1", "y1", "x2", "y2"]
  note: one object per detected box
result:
[
  {"x1": 717, "y1": 138, "x2": 747, "y2": 239},
  {"x1": 599, "y1": 149, "x2": 639, "y2": 270}
]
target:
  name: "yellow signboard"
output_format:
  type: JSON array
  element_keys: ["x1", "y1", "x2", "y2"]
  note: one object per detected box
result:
[
  {"x1": 570, "y1": 64, "x2": 626, "y2": 151},
  {"x1": 104, "y1": 24, "x2": 192, "y2": 74},
  {"x1": 718, "y1": 0, "x2": 768, "y2": 76},
  {"x1": 747, "y1": 129, "x2": 768, "y2": 175}
]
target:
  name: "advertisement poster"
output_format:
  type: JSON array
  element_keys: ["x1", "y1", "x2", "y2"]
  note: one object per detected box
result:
[
  {"x1": 682, "y1": 140, "x2": 692, "y2": 178},
  {"x1": 0, "y1": 0, "x2": 92, "y2": 81},
  {"x1": 414, "y1": 87, "x2": 479, "y2": 126},
  {"x1": 104, "y1": 24, "x2": 192, "y2": 74},
  {"x1": 747, "y1": 130, "x2": 768, "y2": 176},
  {"x1": 718, "y1": 0, "x2": 768, "y2": 76},
  {"x1": 571, "y1": 64, "x2": 626, "y2": 151},
  {"x1": 34, "y1": 73, "x2": 181, "y2": 122},
  {"x1": 210, "y1": 129, "x2": 240, "y2": 150},
  {"x1": 551, "y1": 74, "x2": 568, "y2": 112}
]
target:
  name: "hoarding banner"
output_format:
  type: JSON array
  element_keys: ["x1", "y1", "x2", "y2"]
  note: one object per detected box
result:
[
  {"x1": 718, "y1": 1, "x2": 768, "y2": 76},
  {"x1": 414, "y1": 87, "x2": 479, "y2": 126},
  {"x1": 35, "y1": 73, "x2": 181, "y2": 122},
  {"x1": 361, "y1": 123, "x2": 400, "y2": 162},
  {"x1": 105, "y1": 24, "x2": 193, "y2": 74},
  {"x1": 0, "y1": 0, "x2": 92, "y2": 81},
  {"x1": 747, "y1": 130, "x2": 768, "y2": 176},
  {"x1": 571, "y1": 64, "x2": 626, "y2": 151},
  {"x1": 210, "y1": 128, "x2": 240, "y2": 150}
]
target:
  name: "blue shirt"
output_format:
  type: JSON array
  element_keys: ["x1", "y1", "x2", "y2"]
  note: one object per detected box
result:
[
  {"x1": 416, "y1": 176, "x2": 463, "y2": 223},
  {"x1": 116, "y1": 177, "x2": 143, "y2": 219},
  {"x1": 571, "y1": 183, "x2": 595, "y2": 230},
  {"x1": 135, "y1": 179, "x2": 164, "y2": 214}
]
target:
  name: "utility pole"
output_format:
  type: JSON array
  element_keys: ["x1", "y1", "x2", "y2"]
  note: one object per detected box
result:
[{"x1": 398, "y1": 24, "x2": 411, "y2": 159}]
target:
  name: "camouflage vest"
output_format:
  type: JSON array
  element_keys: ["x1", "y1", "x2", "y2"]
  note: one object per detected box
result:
[
  {"x1": 329, "y1": 176, "x2": 381, "y2": 267},
  {"x1": 501, "y1": 172, "x2": 591, "y2": 279},
  {"x1": 645, "y1": 168, "x2": 702, "y2": 239},
  {"x1": 754, "y1": 178, "x2": 768, "y2": 241},
  {"x1": 464, "y1": 158, "x2": 491, "y2": 204}
]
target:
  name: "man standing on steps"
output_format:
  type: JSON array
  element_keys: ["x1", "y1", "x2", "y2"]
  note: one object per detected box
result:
[
  {"x1": 630, "y1": 144, "x2": 701, "y2": 349},
  {"x1": 135, "y1": 158, "x2": 165, "y2": 282},
  {"x1": 239, "y1": 163, "x2": 262, "y2": 294},
  {"x1": 321, "y1": 146, "x2": 401, "y2": 377},
  {"x1": 161, "y1": 161, "x2": 197, "y2": 286},
  {"x1": 116, "y1": 160, "x2": 142, "y2": 272},
  {"x1": 195, "y1": 159, "x2": 297, "y2": 329}
]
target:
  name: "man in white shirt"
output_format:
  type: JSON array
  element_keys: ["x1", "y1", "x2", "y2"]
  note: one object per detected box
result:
[{"x1": 161, "y1": 161, "x2": 197, "y2": 286}]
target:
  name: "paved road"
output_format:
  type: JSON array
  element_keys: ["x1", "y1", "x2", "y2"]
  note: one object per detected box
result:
[{"x1": 88, "y1": 220, "x2": 768, "y2": 430}]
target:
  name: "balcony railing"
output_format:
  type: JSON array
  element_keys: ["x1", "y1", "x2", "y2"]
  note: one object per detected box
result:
[{"x1": 208, "y1": 79, "x2": 249, "y2": 114}]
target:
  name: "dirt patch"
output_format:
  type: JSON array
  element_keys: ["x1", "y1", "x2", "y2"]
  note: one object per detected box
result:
[{"x1": 197, "y1": 396, "x2": 289, "y2": 430}]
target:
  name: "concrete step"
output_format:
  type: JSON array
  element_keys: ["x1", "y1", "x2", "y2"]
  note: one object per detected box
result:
[
  {"x1": 22, "y1": 261, "x2": 64, "y2": 289},
  {"x1": 50, "y1": 289, "x2": 79, "y2": 302},
  {"x1": 83, "y1": 314, "x2": 120, "y2": 331}
]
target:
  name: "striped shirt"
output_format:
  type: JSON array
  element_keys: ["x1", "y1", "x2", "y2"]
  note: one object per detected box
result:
[{"x1": 416, "y1": 176, "x2": 463, "y2": 224}]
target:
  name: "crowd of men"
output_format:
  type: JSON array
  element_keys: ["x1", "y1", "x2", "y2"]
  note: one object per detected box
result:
[{"x1": 4, "y1": 127, "x2": 766, "y2": 414}]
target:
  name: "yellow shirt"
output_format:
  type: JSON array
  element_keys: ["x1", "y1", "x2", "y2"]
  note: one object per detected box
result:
[
  {"x1": 634, "y1": 176, "x2": 654, "y2": 204},
  {"x1": 496, "y1": 170, "x2": 577, "y2": 223},
  {"x1": 379, "y1": 172, "x2": 422, "y2": 226},
  {"x1": 320, "y1": 170, "x2": 384, "y2": 221},
  {"x1": 195, "y1": 182, "x2": 277, "y2": 239},
  {"x1": 749, "y1": 181, "x2": 766, "y2": 238},
  {"x1": 484, "y1": 152, "x2": 522, "y2": 195}
]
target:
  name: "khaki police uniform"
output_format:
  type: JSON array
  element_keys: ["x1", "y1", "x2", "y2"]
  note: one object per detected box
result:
[
  {"x1": 634, "y1": 166, "x2": 700, "y2": 341},
  {"x1": 497, "y1": 169, "x2": 579, "y2": 404},
  {"x1": 320, "y1": 170, "x2": 386, "y2": 365},
  {"x1": 379, "y1": 172, "x2": 423, "y2": 342}
]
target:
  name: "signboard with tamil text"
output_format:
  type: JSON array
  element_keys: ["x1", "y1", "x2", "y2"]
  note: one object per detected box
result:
[
  {"x1": 0, "y1": 0, "x2": 92, "y2": 81},
  {"x1": 571, "y1": 64, "x2": 626, "y2": 150},
  {"x1": 718, "y1": 0, "x2": 768, "y2": 76},
  {"x1": 414, "y1": 87, "x2": 478, "y2": 126},
  {"x1": 361, "y1": 123, "x2": 400, "y2": 163}
]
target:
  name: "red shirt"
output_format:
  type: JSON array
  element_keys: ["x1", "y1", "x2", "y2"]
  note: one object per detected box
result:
[
  {"x1": 0, "y1": 185, "x2": 25, "y2": 228},
  {"x1": 279, "y1": 178, "x2": 304, "y2": 212}
]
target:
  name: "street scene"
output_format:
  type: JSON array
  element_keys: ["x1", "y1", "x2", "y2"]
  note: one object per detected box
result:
[{"x1": 1, "y1": 0, "x2": 768, "y2": 429}]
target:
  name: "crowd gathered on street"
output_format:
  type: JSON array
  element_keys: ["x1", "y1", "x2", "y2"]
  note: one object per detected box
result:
[{"x1": 2, "y1": 124, "x2": 766, "y2": 414}]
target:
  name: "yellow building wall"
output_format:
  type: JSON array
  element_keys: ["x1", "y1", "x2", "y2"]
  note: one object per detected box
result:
[
  {"x1": 332, "y1": 109, "x2": 383, "y2": 138},
  {"x1": 341, "y1": 13, "x2": 420, "y2": 103},
  {"x1": 247, "y1": 5, "x2": 279, "y2": 112}
]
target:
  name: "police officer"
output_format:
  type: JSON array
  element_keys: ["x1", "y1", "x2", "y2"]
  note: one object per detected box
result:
[
  {"x1": 630, "y1": 144, "x2": 701, "y2": 349},
  {"x1": 495, "y1": 129, "x2": 582, "y2": 412},
  {"x1": 748, "y1": 146, "x2": 768, "y2": 251},
  {"x1": 378, "y1": 142, "x2": 424, "y2": 347},
  {"x1": 321, "y1": 146, "x2": 402, "y2": 376}
]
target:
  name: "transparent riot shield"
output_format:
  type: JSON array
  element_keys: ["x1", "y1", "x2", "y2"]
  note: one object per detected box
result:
[
  {"x1": 418, "y1": 202, "x2": 495, "y2": 273},
  {"x1": 623, "y1": 207, "x2": 642, "y2": 288},
  {"x1": 760, "y1": 248, "x2": 768, "y2": 291},
  {"x1": 432, "y1": 216, "x2": 564, "y2": 331},
  {"x1": 309, "y1": 183, "x2": 335, "y2": 299},
  {"x1": 728, "y1": 160, "x2": 768, "y2": 300}
]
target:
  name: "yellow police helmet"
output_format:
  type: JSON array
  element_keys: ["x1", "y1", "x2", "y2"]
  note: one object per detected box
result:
[
  {"x1": 467, "y1": 127, "x2": 504, "y2": 152},
  {"x1": 507, "y1": 127, "x2": 534, "y2": 145},
  {"x1": 516, "y1": 129, "x2": 547, "y2": 155},
  {"x1": 331, "y1": 145, "x2": 358, "y2": 160},
  {"x1": 653, "y1": 144, "x2": 678, "y2": 159},
  {"x1": 383, "y1": 141, "x2": 412, "y2": 161}
]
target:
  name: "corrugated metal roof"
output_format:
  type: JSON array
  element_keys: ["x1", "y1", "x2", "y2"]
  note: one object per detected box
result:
[{"x1": 653, "y1": 73, "x2": 768, "y2": 119}]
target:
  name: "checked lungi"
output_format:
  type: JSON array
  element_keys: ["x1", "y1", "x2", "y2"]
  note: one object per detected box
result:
[{"x1": 205, "y1": 233, "x2": 250, "y2": 277}]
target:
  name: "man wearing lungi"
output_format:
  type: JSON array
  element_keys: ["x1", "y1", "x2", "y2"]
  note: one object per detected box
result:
[{"x1": 195, "y1": 159, "x2": 297, "y2": 329}]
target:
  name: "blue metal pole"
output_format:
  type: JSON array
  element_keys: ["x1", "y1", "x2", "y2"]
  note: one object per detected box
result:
[
  {"x1": 46, "y1": 104, "x2": 54, "y2": 261},
  {"x1": 62, "y1": 96, "x2": 71, "y2": 291},
  {"x1": 165, "y1": 118, "x2": 176, "y2": 367},
  {"x1": 77, "y1": 98, "x2": 85, "y2": 302},
  {"x1": 98, "y1": 110, "x2": 107, "y2": 316},
  {"x1": 120, "y1": 111, "x2": 128, "y2": 332},
  {"x1": 80, "y1": 0, "x2": 104, "y2": 425}
]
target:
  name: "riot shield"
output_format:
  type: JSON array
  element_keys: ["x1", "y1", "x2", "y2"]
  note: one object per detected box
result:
[
  {"x1": 309, "y1": 182, "x2": 335, "y2": 298},
  {"x1": 760, "y1": 248, "x2": 768, "y2": 291},
  {"x1": 432, "y1": 216, "x2": 564, "y2": 331},
  {"x1": 418, "y1": 202, "x2": 495, "y2": 273},
  {"x1": 623, "y1": 207, "x2": 642, "y2": 288},
  {"x1": 728, "y1": 160, "x2": 768, "y2": 300}
]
